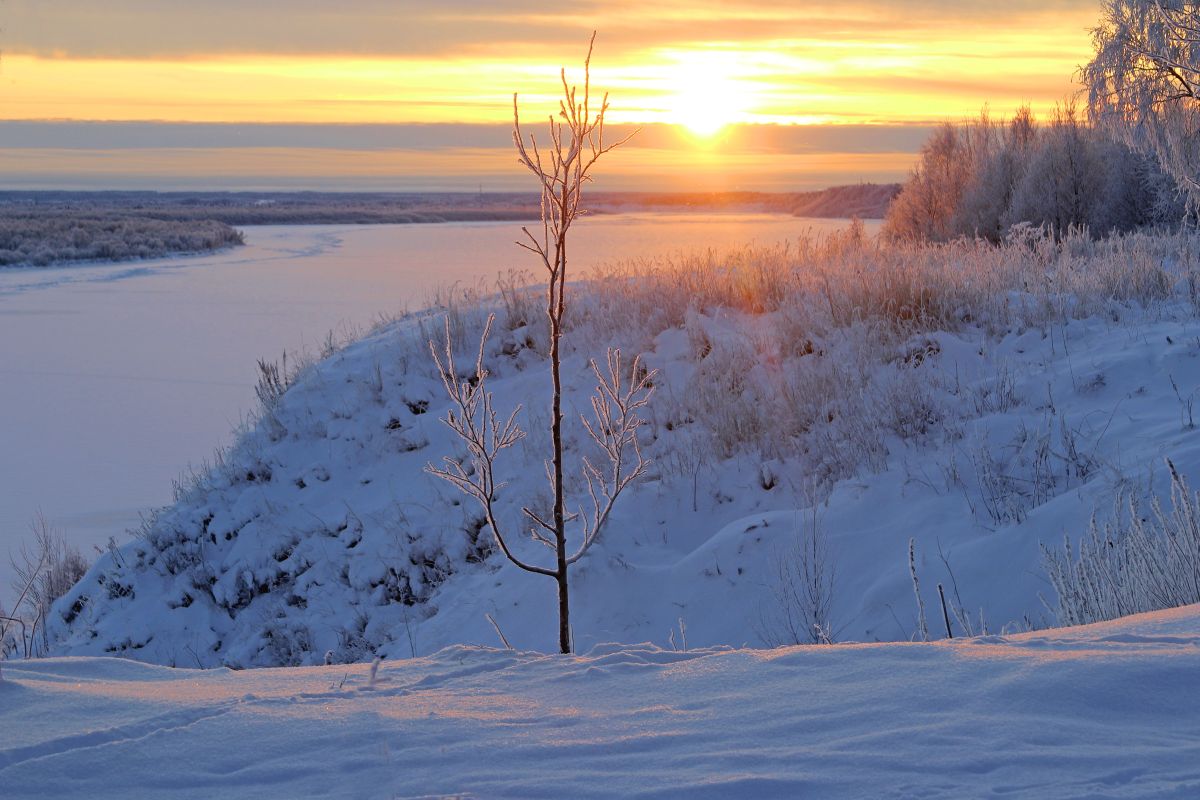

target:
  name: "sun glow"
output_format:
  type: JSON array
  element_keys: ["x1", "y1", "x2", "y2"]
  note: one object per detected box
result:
[{"x1": 665, "y1": 56, "x2": 751, "y2": 138}]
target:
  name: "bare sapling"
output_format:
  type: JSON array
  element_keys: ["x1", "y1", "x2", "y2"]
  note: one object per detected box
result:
[{"x1": 428, "y1": 34, "x2": 652, "y2": 654}]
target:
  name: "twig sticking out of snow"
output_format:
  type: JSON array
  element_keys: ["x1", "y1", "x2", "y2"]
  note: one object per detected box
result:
[
  {"x1": 486, "y1": 613, "x2": 514, "y2": 650},
  {"x1": 937, "y1": 584, "x2": 954, "y2": 639},
  {"x1": 909, "y1": 539, "x2": 930, "y2": 642}
]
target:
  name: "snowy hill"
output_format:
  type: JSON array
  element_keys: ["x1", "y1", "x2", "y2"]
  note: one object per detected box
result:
[
  {"x1": 45, "y1": 228, "x2": 1200, "y2": 666},
  {"x1": 5, "y1": 605, "x2": 1200, "y2": 798}
]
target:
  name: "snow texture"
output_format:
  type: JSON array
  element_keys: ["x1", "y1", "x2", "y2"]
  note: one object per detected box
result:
[{"x1": 4, "y1": 606, "x2": 1200, "y2": 798}]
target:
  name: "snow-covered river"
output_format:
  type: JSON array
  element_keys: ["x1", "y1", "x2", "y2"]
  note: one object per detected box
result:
[{"x1": 0, "y1": 213, "x2": 873, "y2": 588}]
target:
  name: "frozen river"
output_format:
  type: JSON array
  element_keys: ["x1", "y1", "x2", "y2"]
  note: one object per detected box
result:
[{"x1": 0, "y1": 213, "x2": 874, "y2": 589}]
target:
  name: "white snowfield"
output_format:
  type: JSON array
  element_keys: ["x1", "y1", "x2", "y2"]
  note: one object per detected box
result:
[{"x1": 3, "y1": 605, "x2": 1200, "y2": 799}]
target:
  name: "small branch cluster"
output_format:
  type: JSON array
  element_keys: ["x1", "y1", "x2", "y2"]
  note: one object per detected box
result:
[
  {"x1": 427, "y1": 315, "x2": 655, "y2": 575},
  {"x1": 512, "y1": 31, "x2": 636, "y2": 284},
  {"x1": 426, "y1": 315, "x2": 541, "y2": 573},
  {"x1": 573, "y1": 350, "x2": 654, "y2": 563}
]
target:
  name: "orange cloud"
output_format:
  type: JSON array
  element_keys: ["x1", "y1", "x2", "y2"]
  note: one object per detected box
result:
[{"x1": 0, "y1": 2, "x2": 1097, "y2": 128}]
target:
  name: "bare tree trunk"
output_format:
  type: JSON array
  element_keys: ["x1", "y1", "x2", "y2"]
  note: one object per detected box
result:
[
  {"x1": 556, "y1": 570, "x2": 571, "y2": 653},
  {"x1": 551, "y1": 224, "x2": 570, "y2": 652}
]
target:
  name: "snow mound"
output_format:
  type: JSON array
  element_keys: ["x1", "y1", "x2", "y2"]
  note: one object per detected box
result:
[
  {"x1": 45, "y1": 234, "x2": 1200, "y2": 665},
  {"x1": 6, "y1": 606, "x2": 1200, "y2": 798}
]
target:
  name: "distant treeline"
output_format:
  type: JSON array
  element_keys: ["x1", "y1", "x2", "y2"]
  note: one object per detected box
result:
[
  {"x1": 884, "y1": 105, "x2": 1185, "y2": 242},
  {"x1": 0, "y1": 185, "x2": 899, "y2": 229},
  {"x1": 0, "y1": 215, "x2": 245, "y2": 267}
]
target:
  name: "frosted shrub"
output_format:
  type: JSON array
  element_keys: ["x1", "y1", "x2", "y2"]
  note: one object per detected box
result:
[
  {"x1": 4, "y1": 515, "x2": 89, "y2": 658},
  {"x1": 496, "y1": 269, "x2": 542, "y2": 334},
  {"x1": 684, "y1": 336, "x2": 759, "y2": 459},
  {"x1": 876, "y1": 361, "x2": 947, "y2": 440},
  {"x1": 1043, "y1": 462, "x2": 1200, "y2": 626},
  {"x1": 759, "y1": 511, "x2": 838, "y2": 645},
  {"x1": 262, "y1": 621, "x2": 316, "y2": 667}
]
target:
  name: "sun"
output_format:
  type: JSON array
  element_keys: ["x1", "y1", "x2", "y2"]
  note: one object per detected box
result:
[{"x1": 666, "y1": 57, "x2": 747, "y2": 138}]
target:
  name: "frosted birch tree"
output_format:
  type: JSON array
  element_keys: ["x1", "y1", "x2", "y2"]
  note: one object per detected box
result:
[
  {"x1": 1082, "y1": 1, "x2": 1200, "y2": 211},
  {"x1": 427, "y1": 34, "x2": 654, "y2": 654}
]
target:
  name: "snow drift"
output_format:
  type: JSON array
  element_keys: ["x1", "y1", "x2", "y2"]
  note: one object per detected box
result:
[{"x1": 5, "y1": 606, "x2": 1200, "y2": 798}]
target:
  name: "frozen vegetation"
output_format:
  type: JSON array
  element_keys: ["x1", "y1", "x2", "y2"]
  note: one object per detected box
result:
[
  {"x1": 884, "y1": 105, "x2": 1186, "y2": 242},
  {"x1": 31, "y1": 222, "x2": 1200, "y2": 667},
  {"x1": 0, "y1": 214, "x2": 244, "y2": 267}
]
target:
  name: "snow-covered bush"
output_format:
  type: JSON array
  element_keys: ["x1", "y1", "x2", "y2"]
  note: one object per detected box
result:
[{"x1": 1043, "y1": 461, "x2": 1200, "y2": 626}]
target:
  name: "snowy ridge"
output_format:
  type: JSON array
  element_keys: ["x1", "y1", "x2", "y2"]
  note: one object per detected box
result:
[
  {"x1": 6, "y1": 606, "x2": 1200, "y2": 798},
  {"x1": 45, "y1": 231, "x2": 1200, "y2": 666}
]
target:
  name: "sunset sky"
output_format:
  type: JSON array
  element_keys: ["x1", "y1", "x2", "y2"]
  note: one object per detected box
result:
[{"x1": 0, "y1": 1, "x2": 1099, "y2": 191}]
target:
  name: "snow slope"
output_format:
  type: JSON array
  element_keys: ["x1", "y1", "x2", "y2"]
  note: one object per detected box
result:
[
  {"x1": 0, "y1": 215, "x2": 869, "y2": 594},
  {"x1": 4, "y1": 606, "x2": 1200, "y2": 798},
  {"x1": 42, "y1": 230, "x2": 1200, "y2": 665}
]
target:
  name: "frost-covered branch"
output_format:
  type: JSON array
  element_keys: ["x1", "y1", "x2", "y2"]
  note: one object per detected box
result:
[
  {"x1": 570, "y1": 350, "x2": 656, "y2": 564},
  {"x1": 425, "y1": 315, "x2": 555, "y2": 577}
]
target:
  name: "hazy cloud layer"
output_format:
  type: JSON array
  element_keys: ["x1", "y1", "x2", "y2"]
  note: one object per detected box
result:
[
  {"x1": 3, "y1": 1, "x2": 1097, "y2": 58},
  {"x1": 0, "y1": 121, "x2": 934, "y2": 154},
  {"x1": 0, "y1": 2, "x2": 1090, "y2": 189},
  {"x1": 0, "y1": 122, "x2": 920, "y2": 191},
  {"x1": 0, "y1": 146, "x2": 916, "y2": 192}
]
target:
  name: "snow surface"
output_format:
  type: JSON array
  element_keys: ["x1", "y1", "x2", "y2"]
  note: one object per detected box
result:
[
  {"x1": 0, "y1": 215, "x2": 866, "y2": 591},
  {"x1": 4, "y1": 606, "x2": 1200, "y2": 798}
]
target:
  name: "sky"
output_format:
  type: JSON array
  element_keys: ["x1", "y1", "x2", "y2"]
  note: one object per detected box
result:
[{"x1": 0, "y1": 0, "x2": 1101, "y2": 191}]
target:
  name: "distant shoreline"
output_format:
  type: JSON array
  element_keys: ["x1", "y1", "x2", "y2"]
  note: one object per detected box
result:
[
  {"x1": 0, "y1": 215, "x2": 245, "y2": 269},
  {"x1": 0, "y1": 185, "x2": 897, "y2": 267},
  {"x1": 0, "y1": 184, "x2": 899, "y2": 224}
]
